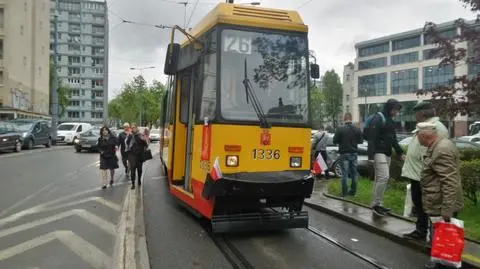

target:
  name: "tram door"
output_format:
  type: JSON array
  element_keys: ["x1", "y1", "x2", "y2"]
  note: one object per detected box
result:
[{"x1": 178, "y1": 66, "x2": 197, "y2": 192}]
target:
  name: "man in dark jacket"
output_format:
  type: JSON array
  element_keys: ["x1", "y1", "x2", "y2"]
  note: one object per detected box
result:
[
  {"x1": 333, "y1": 113, "x2": 363, "y2": 196},
  {"x1": 367, "y1": 99, "x2": 405, "y2": 216},
  {"x1": 118, "y1": 122, "x2": 130, "y2": 174}
]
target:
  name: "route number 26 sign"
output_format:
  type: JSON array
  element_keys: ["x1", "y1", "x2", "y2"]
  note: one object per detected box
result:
[{"x1": 223, "y1": 36, "x2": 252, "y2": 55}]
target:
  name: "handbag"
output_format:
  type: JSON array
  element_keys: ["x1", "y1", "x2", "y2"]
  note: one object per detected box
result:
[
  {"x1": 143, "y1": 147, "x2": 153, "y2": 161},
  {"x1": 430, "y1": 218, "x2": 465, "y2": 268}
]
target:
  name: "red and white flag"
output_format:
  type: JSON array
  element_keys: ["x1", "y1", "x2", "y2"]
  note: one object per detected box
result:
[
  {"x1": 210, "y1": 157, "x2": 223, "y2": 181},
  {"x1": 312, "y1": 154, "x2": 328, "y2": 175}
]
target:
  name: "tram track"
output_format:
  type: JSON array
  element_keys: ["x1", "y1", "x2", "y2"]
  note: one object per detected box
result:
[
  {"x1": 306, "y1": 225, "x2": 392, "y2": 269},
  {"x1": 210, "y1": 233, "x2": 256, "y2": 269}
]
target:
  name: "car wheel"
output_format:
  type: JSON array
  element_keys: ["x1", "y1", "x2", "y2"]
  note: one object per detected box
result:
[
  {"x1": 14, "y1": 140, "x2": 22, "y2": 152},
  {"x1": 45, "y1": 138, "x2": 52, "y2": 148},
  {"x1": 27, "y1": 139, "x2": 34, "y2": 150},
  {"x1": 333, "y1": 161, "x2": 343, "y2": 178}
]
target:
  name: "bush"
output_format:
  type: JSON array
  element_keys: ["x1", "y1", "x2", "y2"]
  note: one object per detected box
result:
[
  {"x1": 460, "y1": 160, "x2": 480, "y2": 206},
  {"x1": 459, "y1": 148, "x2": 480, "y2": 161}
]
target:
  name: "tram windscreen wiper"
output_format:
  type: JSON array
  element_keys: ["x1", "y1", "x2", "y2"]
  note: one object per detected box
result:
[{"x1": 242, "y1": 58, "x2": 270, "y2": 129}]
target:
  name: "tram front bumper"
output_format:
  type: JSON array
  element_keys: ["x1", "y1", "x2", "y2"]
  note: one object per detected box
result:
[{"x1": 202, "y1": 170, "x2": 315, "y2": 199}]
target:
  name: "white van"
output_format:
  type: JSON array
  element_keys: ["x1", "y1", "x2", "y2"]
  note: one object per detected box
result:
[{"x1": 56, "y1": 122, "x2": 93, "y2": 144}]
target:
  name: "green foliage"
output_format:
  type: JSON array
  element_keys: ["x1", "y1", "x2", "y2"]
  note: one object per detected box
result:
[
  {"x1": 49, "y1": 60, "x2": 72, "y2": 117},
  {"x1": 310, "y1": 83, "x2": 326, "y2": 128},
  {"x1": 460, "y1": 160, "x2": 480, "y2": 205},
  {"x1": 458, "y1": 148, "x2": 480, "y2": 161},
  {"x1": 108, "y1": 75, "x2": 166, "y2": 126},
  {"x1": 321, "y1": 70, "x2": 343, "y2": 128}
]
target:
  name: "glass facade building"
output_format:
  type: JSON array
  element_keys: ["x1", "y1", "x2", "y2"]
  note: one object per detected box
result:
[{"x1": 50, "y1": 0, "x2": 109, "y2": 123}]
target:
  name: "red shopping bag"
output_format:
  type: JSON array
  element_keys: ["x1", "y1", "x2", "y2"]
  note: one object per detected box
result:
[{"x1": 430, "y1": 218, "x2": 465, "y2": 268}]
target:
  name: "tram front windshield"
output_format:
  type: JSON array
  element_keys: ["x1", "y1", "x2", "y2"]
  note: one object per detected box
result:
[{"x1": 220, "y1": 29, "x2": 309, "y2": 125}]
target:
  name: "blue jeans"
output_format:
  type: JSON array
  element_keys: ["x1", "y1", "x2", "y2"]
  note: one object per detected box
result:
[{"x1": 340, "y1": 153, "x2": 358, "y2": 196}]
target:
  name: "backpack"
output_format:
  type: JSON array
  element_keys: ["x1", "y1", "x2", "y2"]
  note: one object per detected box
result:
[{"x1": 363, "y1": 112, "x2": 386, "y2": 140}]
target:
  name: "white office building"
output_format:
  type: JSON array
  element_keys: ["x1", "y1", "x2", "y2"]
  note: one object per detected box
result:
[
  {"x1": 50, "y1": 0, "x2": 109, "y2": 124},
  {"x1": 343, "y1": 19, "x2": 479, "y2": 137}
]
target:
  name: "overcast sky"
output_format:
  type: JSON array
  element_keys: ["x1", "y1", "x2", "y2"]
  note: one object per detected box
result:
[{"x1": 106, "y1": 0, "x2": 475, "y2": 100}]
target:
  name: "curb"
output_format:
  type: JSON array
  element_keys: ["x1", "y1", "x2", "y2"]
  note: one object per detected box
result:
[
  {"x1": 304, "y1": 198, "x2": 479, "y2": 269},
  {"x1": 136, "y1": 168, "x2": 151, "y2": 269},
  {"x1": 322, "y1": 192, "x2": 480, "y2": 245}
]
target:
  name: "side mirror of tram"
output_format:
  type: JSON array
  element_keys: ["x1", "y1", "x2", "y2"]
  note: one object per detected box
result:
[
  {"x1": 310, "y1": 63, "x2": 320, "y2": 79},
  {"x1": 164, "y1": 43, "x2": 181, "y2": 75}
]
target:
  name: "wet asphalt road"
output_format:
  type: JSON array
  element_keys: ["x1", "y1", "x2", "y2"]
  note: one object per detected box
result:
[
  {"x1": 0, "y1": 145, "x2": 131, "y2": 269},
  {"x1": 143, "y1": 161, "x2": 429, "y2": 269}
]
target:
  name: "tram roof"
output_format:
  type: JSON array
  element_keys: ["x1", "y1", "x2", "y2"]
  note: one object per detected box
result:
[{"x1": 183, "y1": 3, "x2": 308, "y2": 45}]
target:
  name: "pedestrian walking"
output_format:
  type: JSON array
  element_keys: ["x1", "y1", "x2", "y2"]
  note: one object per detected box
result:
[
  {"x1": 311, "y1": 125, "x2": 330, "y2": 179},
  {"x1": 126, "y1": 123, "x2": 148, "y2": 190},
  {"x1": 402, "y1": 101, "x2": 449, "y2": 240},
  {"x1": 365, "y1": 99, "x2": 406, "y2": 216},
  {"x1": 118, "y1": 122, "x2": 131, "y2": 175},
  {"x1": 416, "y1": 122, "x2": 463, "y2": 269},
  {"x1": 98, "y1": 126, "x2": 120, "y2": 189},
  {"x1": 333, "y1": 113, "x2": 363, "y2": 197}
]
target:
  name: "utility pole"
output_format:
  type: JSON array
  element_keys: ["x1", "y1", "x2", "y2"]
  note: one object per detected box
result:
[{"x1": 50, "y1": 0, "x2": 60, "y2": 145}]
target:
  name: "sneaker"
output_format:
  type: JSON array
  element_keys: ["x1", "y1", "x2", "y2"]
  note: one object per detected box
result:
[
  {"x1": 131, "y1": 185, "x2": 135, "y2": 190},
  {"x1": 109, "y1": 180, "x2": 114, "y2": 186},
  {"x1": 101, "y1": 185, "x2": 107, "y2": 190},
  {"x1": 372, "y1": 206, "x2": 387, "y2": 216},
  {"x1": 424, "y1": 260, "x2": 437, "y2": 269},
  {"x1": 403, "y1": 230, "x2": 427, "y2": 240},
  {"x1": 382, "y1": 206, "x2": 392, "y2": 212}
]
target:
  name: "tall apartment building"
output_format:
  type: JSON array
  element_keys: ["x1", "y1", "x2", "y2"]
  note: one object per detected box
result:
[
  {"x1": 50, "y1": 0, "x2": 108, "y2": 124},
  {"x1": 343, "y1": 19, "x2": 479, "y2": 137},
  {"x1": 0, "y1": 0, "x2": 51, "y2": 120}
]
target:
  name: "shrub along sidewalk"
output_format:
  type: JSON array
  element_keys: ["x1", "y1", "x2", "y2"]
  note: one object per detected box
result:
[{"x1": 327, "y1": 177, "x2": 480, "y2": 241}]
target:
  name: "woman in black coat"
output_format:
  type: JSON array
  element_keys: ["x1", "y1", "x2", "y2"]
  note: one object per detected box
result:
[
  {"x1": 125, "y1": 123, "x2": 148, "y2": 189},
  {"x1": 98, "y1": 126, "x2": 119, "y2": 189}
]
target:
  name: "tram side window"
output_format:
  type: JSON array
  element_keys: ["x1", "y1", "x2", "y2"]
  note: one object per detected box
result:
[
  {"x1": 199, "y1": 53, "x2": 217, "y2": 120},
  {"x1": 179, "y1": 74, "x2": 191, "y2": 124}
]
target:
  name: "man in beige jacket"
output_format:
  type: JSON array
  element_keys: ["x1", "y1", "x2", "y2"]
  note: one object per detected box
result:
[{"x1": 417, "y1": 122, "x2": 464, "y2": 269}]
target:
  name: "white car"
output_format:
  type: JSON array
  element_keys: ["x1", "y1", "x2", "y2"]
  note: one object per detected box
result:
[
  {"x1": 57, "y1": 122, "x2": 93, "y2": 144},
  {"x1": 149, "y1": 129, "x2": 161, "y2": 142},
  {"x1": 458, "y1": 135, "x2": 480, "y2": 144}
]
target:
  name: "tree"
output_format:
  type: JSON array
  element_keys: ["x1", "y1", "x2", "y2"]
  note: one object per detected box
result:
[
  {"x1": 108, "y1": 75, "x2": 166, "y2": 126},
  {"x1": 418, "y1": 0, "x2": 480, "y2": 118},
  {"x1": 49, "y1": 60, "x2": 72, "y2": 117},
  {"x1": 322, "y1": 70, "x2": 343, "y2": 128},
  {"x1": 310, "y1": 83, "x2": 327, "y2": 128}
]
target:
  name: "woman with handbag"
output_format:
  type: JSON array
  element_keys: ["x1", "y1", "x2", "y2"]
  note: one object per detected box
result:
[
  {"x1": 125, "y1": 123, "x2": 148, "y2": 190},
  {"x1": 97, "y1": 126, "x2": 120, "y2": 189}
]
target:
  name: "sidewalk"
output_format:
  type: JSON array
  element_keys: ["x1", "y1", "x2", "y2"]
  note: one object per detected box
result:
[{"x1": 305, "y1": 181, "x2": 480, "y2": 269}]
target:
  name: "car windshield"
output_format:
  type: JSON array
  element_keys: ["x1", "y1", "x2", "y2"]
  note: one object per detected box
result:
[
  {"x1": 220, "y1": 29, "x2": 309, "y2": 125},
  {"x1": 455, "y1": 140, "x2": 479, "y2": 149},
  {"x1": 14, "y1": 123, "x2": 33, "y2": 131},
  {"x1": 0, "y1": 122, "x2": 16, "y2": 134},
  {"x1": 58, "y1": 124, "x2": 75, "y2": 131}
]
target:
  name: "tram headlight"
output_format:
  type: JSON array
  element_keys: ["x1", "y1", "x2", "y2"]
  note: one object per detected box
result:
[
  {"x1": 290, "y1": 157, "x2": 302, "y2": 168},
  {"x1": 226, "y1": 155, "x2": 239, "y2": 167}
]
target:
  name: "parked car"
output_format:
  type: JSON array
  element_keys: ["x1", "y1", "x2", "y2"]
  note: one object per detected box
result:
[
  {"x1": 57, "y1": 122, "x2": 93, "y2": 145},
  {"x1": 74, "y1": 127, "x2": 101, "y2": 153},
  {"x1": 0, "y1": 121, "x2": 22, "y2": 153},
  {"x1": 11, "y1": 119, "x2": 52, "y2": 149},
  {"x1": 149, "y1": 129, "x2": 161, "y2": 142},
  {"x1": 457, "y1": 135, "x2": 480, "y2": 144}
]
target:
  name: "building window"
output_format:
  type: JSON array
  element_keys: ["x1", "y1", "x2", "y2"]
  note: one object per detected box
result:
[
  {"x1": 20, "y1": 25, "x2": 24, "y2": 35},
  {"x1": 391, "y1": 68, "x2": 418, "y2": 95},
  {"x1": 358, "y1": 42, "x2": 389, "y2": 57},
  {"x1": 423, "y1": 65, "x2": 454, "y2": 90},
  {"x1": 468, "y1": 63, "x2": 480, "y2": 76},
  {"x1": 358, "y1": 73, "x2": 387, "y2": 97},
  {"x1": 24, "y1": 2, "x2": 27, "y2": 12},
  {"x1": 23, "y1": 56, "x2": 26, "y2": 66},
  {"x1": 423, "y1": 49, "x2": 442, "y2": 60},
  {"x1": 38, "y1": 66, "x2": 42, "y2": 77},
  {"x1": 39, "y1": 21, "x2": 43, "y2": 30},
  {"x1": 424, "y1": 28, "x2": 457, "y2": 45},
  {"x1": 358, "y1": 57, "x2": 387, "y2": 70},
  {"x1": 392, "y1": 35, "x2": 420, "y2": 51},
  {"x1": 391, "y1": 52, "x2": 419, "y2": 65}
]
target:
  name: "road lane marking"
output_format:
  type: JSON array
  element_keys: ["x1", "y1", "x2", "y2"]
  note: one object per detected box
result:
[
  {"x1": 111, "y1": 189, "x2": 130, "y2": 269},
  {"x1": 151, "y1": 176, "x2": 165, "y2": 180},
  {"x1": 0, "y1": 182, "x2": 128, "y2": 227},
  {"x1": 125, "y1": 186, "x2": 137, "y2": 269},
  {"x1": 0, "y1": 160, "x2": 102, "y2": 219},
  {"x1": 0, "y1": 230, "x2": 111, "y2": 269},
  {"x1": 45, "y1": 197, "x2": 122, "y2": 212},
  {"x1": 0, "y1": 209, "x2": 116, "y2": 238}
]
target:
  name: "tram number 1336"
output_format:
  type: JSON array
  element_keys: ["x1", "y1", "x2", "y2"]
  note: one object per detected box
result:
[{"x1": 252, "y1": 149, "x2": 280, "y2": 160}]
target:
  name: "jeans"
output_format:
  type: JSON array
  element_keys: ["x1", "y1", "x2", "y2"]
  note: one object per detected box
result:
[
  {"x1": 372, "y1": 153, "x2": 391, "y2": 207},
  {"x1": 340, "y1": 153, "x2": 358, "y2": 196}
]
